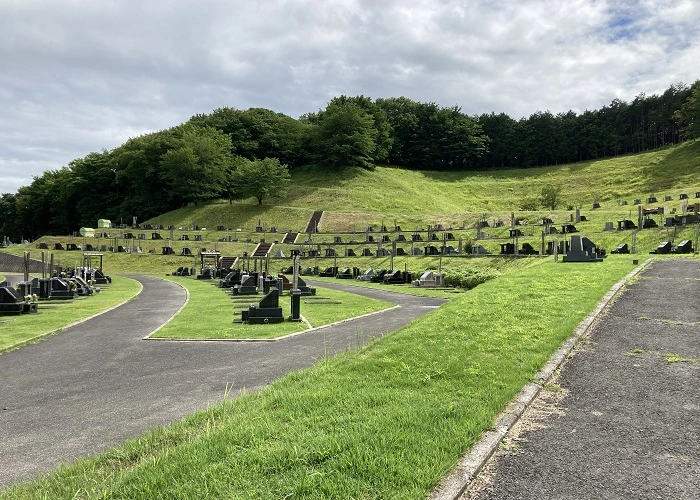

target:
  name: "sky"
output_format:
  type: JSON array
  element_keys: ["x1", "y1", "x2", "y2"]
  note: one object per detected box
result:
[{"x1": 1, "y1": 0, "x2": 699, "y2": 194}]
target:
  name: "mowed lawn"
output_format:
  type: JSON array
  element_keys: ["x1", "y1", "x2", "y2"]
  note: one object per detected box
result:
[
  {"x1": 151, "y1": 276, "x2": 396, "y2": 340},
  {"x1": 2, "y1": 257, "x2": 637, "y2": 499}
]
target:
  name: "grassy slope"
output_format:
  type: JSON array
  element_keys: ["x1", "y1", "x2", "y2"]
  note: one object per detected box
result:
[
  {"x1": 152, "y1": 141, "x2": 700, "y2": 230},
  {"x1": 1, "y1": 257, "x2": 637, "y2": 499}
]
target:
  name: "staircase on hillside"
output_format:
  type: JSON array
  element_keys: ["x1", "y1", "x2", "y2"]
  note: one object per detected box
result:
[
  {"x1": 282, "y1": 232, "x2": 298, "y2": 244},
  {"x1": 251, "y1": 241, "x2": 274, "y2": 258},
  {"x1": 305, "y1": 211, "x2": 324, "y2": 233},
  {"x1": 219, "y1": 256, "x2": 239, "y2": 270}
]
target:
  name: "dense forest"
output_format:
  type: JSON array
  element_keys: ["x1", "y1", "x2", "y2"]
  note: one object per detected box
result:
[{"x1": 1, "y1": 80, "x2": 699, "y2": 240}]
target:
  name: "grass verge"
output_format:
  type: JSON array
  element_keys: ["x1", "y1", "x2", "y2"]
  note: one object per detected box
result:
[
  {"x1": 0, "y1": 277, "x2": 141, "y2": 353},
  {"x1": 150, "y1": 276, "x2": 395, "y2": 340},
  {"x1": 1, "y1": 258, "x2": 636, "y2": 498}
]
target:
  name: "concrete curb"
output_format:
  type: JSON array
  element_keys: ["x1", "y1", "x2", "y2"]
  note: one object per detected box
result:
[{"x1": 429, "y1": 258, "x2": 653, "y2": 500}]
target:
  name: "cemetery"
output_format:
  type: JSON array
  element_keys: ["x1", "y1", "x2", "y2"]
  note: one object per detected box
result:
[{"x1": 3, "y1": 138, "x2": 700, "y2": 500}]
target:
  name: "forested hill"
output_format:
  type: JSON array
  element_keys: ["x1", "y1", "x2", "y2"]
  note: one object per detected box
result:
[{"x1": 1, "y1": 80, "x2": 699, "y2": 240}]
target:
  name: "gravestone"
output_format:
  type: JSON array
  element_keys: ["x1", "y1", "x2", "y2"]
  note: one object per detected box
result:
[
  {"x1": 411, "y1": 233, "x2": 422, "y2": 241},
  {"x1": 603, "y1": 222, "x2": 614, "y2": 231},
  {"x1": 345, "y1": 248, "x2": 356, "y2": 257},
  {"x1": 633, "y1": 199, "x2": 642, "y2": 205},
  {"x1": 181, "y1": 247, "x2": 192, "y2": 256},
  {"x1": 383, "y1": 270, "x2": 403, "y2": 284},
  {"x1": 319, "y1": 267, "x2": 337, "y2": 277},
  {"x1": 49, "y1": 277, "x2": 75, "y2": 299},
  {"x1": 561, "y1": 224, "x2": 578, "y2": 233},
  {"x1": 471, "y1": 245, "x2": 491, "y2": 255},
  {"x1": 675, "y1": 240, "x2": 693, "y2": 253},
  {"x1": 152, "y1": 233, "x2": 163, "y2": 240},
  {"x1": 370, "y1": 270, "x2": 388, "y2": 283},
  {"x1": 196, "y1": 268, "x2": 213, "y2": 280},
  {"x1": 336, "y1": 268, "x2": 353, "y2": 279},
  {"x1": 361, "y1": 248, "x2": 373, "y2": 257},
  {"x1": 162, "y1": 247, "x2": 175, "y2": 255},
  {"x1": 296, "y1": 276, "x2": 316, "y2": 296},
  {"x1": 620, "y1": 200, "x2": 628, "y2": 206},
  {"x1": 500, "y1": 243, "x2": 515, "y2": 255},
  {"x1": 650, "y1": 241, "x2": 672, "y2": 254},
  {"x1": 647, "y1": 195, "x2": 658, "y2": 203},
  {"x1": 241, "y1": 289, "x2": 283, "y2": 324},
  {"x1": 357, "y1": 269, "x2": 375, "y2": 282},
  {"x1": 562, "y1": 235, "x2": 604, "y2": 262},
  {"x1": 411, "y1": 247, "x2": 423, "y2": 256},
  {"x1": 325, "y1": 248, "x2": 336, "y2": 257},
  {"x1": 424, "y1": 245, "x2": 440, "y2": 256},
  {"x1": 395, "y1": 234, "x2": 406, "y2": 242},
  {"x1": 0, "y1": 287, "x2": 38, "y2": 315},
  {"x1": 232, "y1": 274, "x2": 258, "y2": 294},
  {"x1": 611, "y1": 243, "x2": 630, "y2": 254},
  {"x1": 376, "y1": 248, "x2": 390, "y2": 257},
  {"x1": 411, "y1": 271, "x2": 444, "y2": 288},
  {"x1": 334, "y1": 236, "x2": 343, "y2": 244},
  {"x1": 642, "y1": 218, "x2": 658, "y2": 228},
  {"x1": 617, "y1": 220, "x2": 637, "y2": 230},
  {"x1": 395, "y1": 247, "x2": 407, "y2": 256},
  {"x1": 680, "y1": 193, "x2": 689, "y2": 200},
  {"x1": 274, "y1": 249, "x2": 285, "y2": 258},
  {"x1": 520, "y1": 243, "x2": 539, "y2": 255}
]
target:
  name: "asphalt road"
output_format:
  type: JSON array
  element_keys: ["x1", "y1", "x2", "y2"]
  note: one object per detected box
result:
[
  {"x1": 0, "y1": 275, "x2": 445, "y2": 488},
  {"x1": 466, "y1": 259, "x2": 700, "y2": 500}
]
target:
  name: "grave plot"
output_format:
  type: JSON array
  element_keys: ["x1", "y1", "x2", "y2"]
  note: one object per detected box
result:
[
  {"x1": 0, "y1": 286, "x2": 38, "y2": 315},
  {"x1": 240, "y1": 290, "x2": 284, "y2": 324},
  {"x1": 412, "y1": 271, "x2": 445, "y2": 288},
  {"x1": 562, "y1": 235, "x2": 605, "y2": 262}
]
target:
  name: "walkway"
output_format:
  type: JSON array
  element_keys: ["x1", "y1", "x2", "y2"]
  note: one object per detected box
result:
[
  {"x1": 0, "y1": 275, "x2": 445, "y2": 488},
  {"x1": 466, "y1": 259, "x2": 700, "y2": 499}
]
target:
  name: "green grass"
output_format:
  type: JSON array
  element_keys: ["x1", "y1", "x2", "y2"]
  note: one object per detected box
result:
[
  {"x1": 0, "y1": 277, "x2": 142, "y2": 353},
  {"x1": 150, "y1": 276, "x2": 395, "y2": 340},
  {"x1": 1, "y1": 257, "x2": 636, "y2": 498}
]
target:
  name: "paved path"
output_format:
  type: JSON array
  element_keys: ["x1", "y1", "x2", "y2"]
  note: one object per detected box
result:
[
  {"x1": 0, "y1": 275, "x2": 445, "y2": 488},
  {"x1": 467, "y1": 259, "x2": 700, "y2": 499}
]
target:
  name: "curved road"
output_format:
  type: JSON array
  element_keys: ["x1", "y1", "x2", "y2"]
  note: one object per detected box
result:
[{"x1": 0, "y1": 275, "x2": 445, "y2": 488}]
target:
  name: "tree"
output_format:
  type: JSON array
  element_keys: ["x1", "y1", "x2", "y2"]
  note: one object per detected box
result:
[
  {"x1": 232, "y1": 157, "x2": 291, "y2": 204},
  {"x1": 160, "y1": 125, "x2": 235, "y2": 206},
  {"x1": 309, "y1": 101, "x2": 378, "y2": 170},
  {"x1": 539, "y1": 184, "x2": 562, "y2": 210},
  {"x1": 674, "y1": 82, "x2": 700, "y2": 140}
]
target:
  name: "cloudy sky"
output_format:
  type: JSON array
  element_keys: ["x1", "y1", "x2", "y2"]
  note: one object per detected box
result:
[{"x1": 1, "y1": 0, "x2": 699, "y2": 194}]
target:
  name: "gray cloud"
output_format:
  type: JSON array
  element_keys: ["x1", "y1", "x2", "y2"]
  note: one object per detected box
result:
[{"x1": 1, "y1": 0, "x2": 699, "y2": 193}]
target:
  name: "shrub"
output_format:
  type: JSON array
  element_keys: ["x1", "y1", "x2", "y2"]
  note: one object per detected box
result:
[{"x1": 442, "y1": 266, "x2": 501, "y2": 289}]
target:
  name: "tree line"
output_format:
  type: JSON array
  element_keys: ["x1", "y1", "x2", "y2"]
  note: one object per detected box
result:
[{"x1": 1, "y1": 80, "x2": 699, "y2": 240}]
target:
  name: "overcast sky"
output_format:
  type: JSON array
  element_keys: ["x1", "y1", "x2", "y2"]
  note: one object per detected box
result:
[{"x1": 1, "y1": 0, "x2": 699, "y2": 194}]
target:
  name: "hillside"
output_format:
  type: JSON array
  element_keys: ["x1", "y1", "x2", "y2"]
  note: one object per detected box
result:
[
  {"x1": 3, "y1": 140, "x2": 699, "y2": 274},
  {"x1": 149, "y1": 141, "x2": 700, "y2": 231}
]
